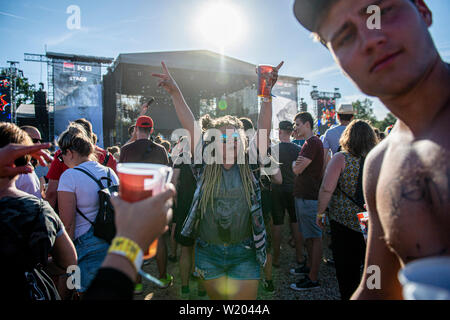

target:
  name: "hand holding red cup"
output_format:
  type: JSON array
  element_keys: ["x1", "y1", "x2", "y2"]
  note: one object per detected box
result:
[
  {"x1": 116, "y1": 163, "x2": 173, "y2": 259},
  {"x1": 256, "y1": 61, "x2": 284, "y2": 98}
]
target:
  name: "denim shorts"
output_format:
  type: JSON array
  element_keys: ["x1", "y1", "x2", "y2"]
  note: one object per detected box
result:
[
  {"x1": 295, "y1": 198, "x2": 322, "y2": 239},
  {"x1": 194, "y1": 238, "x2": 260, "y2": 281},
  {"x1": 73, "y1": 226, "x2": 109, "y2": 292}
]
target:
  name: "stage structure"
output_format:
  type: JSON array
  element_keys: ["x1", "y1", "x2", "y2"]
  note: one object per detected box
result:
[
  {"x1": 310, "y1": 86, "x2": 341, "y2": 135},
  {"x1": 103, "y1": 50, "x2": 303, "y2": 146},
  {"x1": 0, "y1": 61, "x2": 25, "y2": 124},
  {"x1": 24, "y1": 52, "x2": 113, "y2": 147}
]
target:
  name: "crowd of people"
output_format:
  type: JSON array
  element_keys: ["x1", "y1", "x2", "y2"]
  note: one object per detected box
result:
[{"x1": 0, "y1": 0, "x2": 448, "y2": 301}]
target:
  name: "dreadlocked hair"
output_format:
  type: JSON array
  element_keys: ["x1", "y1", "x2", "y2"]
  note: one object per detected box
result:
[{"x1": 198, "y1": 114, "x2": 255, "y2": 219}]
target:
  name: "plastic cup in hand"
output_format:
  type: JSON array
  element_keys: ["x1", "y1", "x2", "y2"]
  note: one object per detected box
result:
[
  {"x1": 257, "y1": 65, "x2": 274, "y2": 98},
  {"x1": 117, "y1": 163, "x2": 173, "y2": 259},
  {"x1": 398, "y1": 257, "x2": 450, "y2": 300},
  {"x1": 357, "y1": 212, "x2": 369, "y2": 242}
]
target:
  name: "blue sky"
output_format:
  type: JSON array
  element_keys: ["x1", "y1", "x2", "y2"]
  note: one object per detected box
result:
[{"x1": 1, "y1": 0, "x2": 449, "y2": 120}]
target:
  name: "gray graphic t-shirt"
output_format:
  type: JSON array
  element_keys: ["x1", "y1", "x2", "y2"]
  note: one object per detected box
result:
[{"x1": 198, "y1": 165, "x2": 252, "y2": 244}]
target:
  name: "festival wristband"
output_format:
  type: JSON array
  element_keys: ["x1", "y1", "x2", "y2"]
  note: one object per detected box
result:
[{"x1": 108, "y1": 237, "x2": 143, "y2": 272}]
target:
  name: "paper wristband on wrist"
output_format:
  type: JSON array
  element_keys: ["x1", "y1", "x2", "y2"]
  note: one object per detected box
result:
[{"x1": 108, "y1": 237, "x2": 143, "y2": 272}]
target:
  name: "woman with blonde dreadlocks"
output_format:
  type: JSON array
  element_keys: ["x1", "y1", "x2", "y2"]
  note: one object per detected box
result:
[{"x1": 152, "y1": 61, "x2": 283, "y2": 300}]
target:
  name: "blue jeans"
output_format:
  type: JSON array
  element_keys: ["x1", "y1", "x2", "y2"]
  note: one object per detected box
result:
[
  {"x1": 73, "y1": 226, "x2": 109, "y2": 292},
  {"x1": 195, "y1": 238, "x2": 260, "y2": 281}
]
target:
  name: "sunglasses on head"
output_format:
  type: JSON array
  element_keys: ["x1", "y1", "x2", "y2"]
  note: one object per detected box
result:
[{"x1": 221, "y1": 132, "x2": 239, "y2": 143}]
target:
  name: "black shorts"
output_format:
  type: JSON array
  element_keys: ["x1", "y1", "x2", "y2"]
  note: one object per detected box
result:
[
  {"x1": 271, "y1": 188, "x2": 297, "y2": 226},
  {"x1": 173, "y1": 203, "x2": 195, "y2": 247}
]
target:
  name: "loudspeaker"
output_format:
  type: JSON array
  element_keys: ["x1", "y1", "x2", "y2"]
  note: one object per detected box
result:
[{"x1": 34, "y1": 91, "x2": 49, "y2": 141}]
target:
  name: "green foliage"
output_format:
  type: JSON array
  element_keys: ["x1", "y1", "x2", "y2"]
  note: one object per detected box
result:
[
  {"x1": 352, "y1": 99, "x2": 377, "y2": 124},
  {"x1": 376, "y1": 112, "x2": 397, "y2": 132},
  {"x1": 351, "y1": 98, "x2": 397, "y2": 132}
]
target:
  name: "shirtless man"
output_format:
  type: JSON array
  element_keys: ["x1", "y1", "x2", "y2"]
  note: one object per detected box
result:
[{"x1": 293, "y1": 0, "x2": 449, "y2": 299}]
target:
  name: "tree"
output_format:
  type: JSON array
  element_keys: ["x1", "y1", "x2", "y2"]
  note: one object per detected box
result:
[
  {"x1": 376, "y1": 112, "x2": 397, "y2": 132},
  {"x1": 352, "y1": 99, "x2": 377, "y2": 124},
  {"x1": 351, "y1": 98, "x2": 397, "y2": 132},
  {"x1": 0, "y1": 69, "x2": 36, "y2": 106}
]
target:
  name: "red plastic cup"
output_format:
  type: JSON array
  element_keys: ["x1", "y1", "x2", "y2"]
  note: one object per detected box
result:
[
  {"x1": 117, "y1": 163, "x2": 173, "y2": 259},
  {"x1": 257, "y1": 65, "x2": 274, "y2": 98}
]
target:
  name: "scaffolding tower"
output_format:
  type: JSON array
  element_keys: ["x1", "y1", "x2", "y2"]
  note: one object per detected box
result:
[{"x1": 24, "y1": 53, "x2": 54, "y2": 141}]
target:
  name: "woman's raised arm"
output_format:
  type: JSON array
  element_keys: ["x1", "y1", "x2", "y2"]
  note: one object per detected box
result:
[{"x1": 152, "y1": 62, "x2": 202, "y2": 155}]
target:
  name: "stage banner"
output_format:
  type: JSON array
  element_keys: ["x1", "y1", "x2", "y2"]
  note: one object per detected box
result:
[
  {"x1": 53, "y1": 60, "x2": 103, "y2": 147},
  {"x1": 271, "y1": 80, "x2": 298, "y2": 128},
  {"x1": 317, "y1": 98, "x2": 337, "y2": 135},
  {"x1": 0, "y1": 76, "x2": 11, "y2": 122}
]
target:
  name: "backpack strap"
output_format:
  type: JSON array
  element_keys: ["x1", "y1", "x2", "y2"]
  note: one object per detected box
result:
[
  {"x1": 102, "y1": 152, "x2": 110, "y2": 166},
  {"x1": 105, "y1": 167, "x2": 112, "y2": 188},
  {"x1": 75, "y1": 208, "x2": 95, "y2": 225},
  {"x1": 73, "y1": 167, "x2": 108, "y2": 225},
  {"x1": 336, "y1": 185, "x2": 365, "y2": 212},
  {"x1": 74, "y1": 167, "x2": 105, "y2": 190}
]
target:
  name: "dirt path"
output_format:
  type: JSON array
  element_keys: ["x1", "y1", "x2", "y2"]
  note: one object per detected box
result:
[{"x1": 135, "y1": 224, "x2": 341, "y2": 301}]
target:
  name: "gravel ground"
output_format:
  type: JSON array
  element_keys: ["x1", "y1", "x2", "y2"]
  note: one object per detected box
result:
[{"x1": 134, "y1": 221, "x2": 341, "y2": 301}]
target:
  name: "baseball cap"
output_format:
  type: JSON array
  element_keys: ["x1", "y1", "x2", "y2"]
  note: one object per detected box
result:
[
  {"x1": 279, "y1": 120, "x2": 294, "y2": 131},
  {"x1": 293, "y1": 0, "x2": 334, "y2": 33},
  {"x1": 336, "y1": 104, "x2": 355, "y2": 115},
  {"x1": 136, "y1": 116, "x2": 154, "y2": 128}
]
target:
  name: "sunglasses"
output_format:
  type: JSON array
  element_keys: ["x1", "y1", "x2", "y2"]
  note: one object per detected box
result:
[
  {"x1": 32, "y1": 138, "x2": 42, "y2": 143},
  {"x1": 57, "y1": 149, "x2": 69, "y2": 163},
  {"x1": 221, "y1": 132, "x2": 239, "y2": 143}
]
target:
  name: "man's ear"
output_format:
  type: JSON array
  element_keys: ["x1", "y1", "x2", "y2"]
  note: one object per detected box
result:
[{"x1": 414, "y1": 0, "x2": 433, "y2": 27}]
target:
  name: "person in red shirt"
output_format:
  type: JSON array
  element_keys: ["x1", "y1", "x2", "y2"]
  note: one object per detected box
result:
[{"x1": 45, "y1": 118, "x2": 117, "y2": 209}]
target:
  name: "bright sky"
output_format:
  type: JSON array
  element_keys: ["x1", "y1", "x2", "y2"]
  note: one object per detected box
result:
[{"x1": 1, "y1": 0, "x2": 449, "y2": 120}]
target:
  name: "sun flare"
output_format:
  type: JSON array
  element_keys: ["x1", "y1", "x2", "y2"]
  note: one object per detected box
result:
[{"x1": 196, "y1": 2, "x2": 245, "y2": 52}]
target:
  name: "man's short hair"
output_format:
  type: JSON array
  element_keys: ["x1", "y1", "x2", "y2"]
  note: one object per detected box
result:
[
  {"x1": 137, "y1": 126, "x2": 152, "y2": 136},
  {"x1": 294, "y1": 112, "x2": 314, "y2": 130},
  {"x1": 337, "y1": 114, "x2": 354, "y2": 122},
  {"x1": 279, "y1": 120, "x2": 294, "y2": 132}
]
